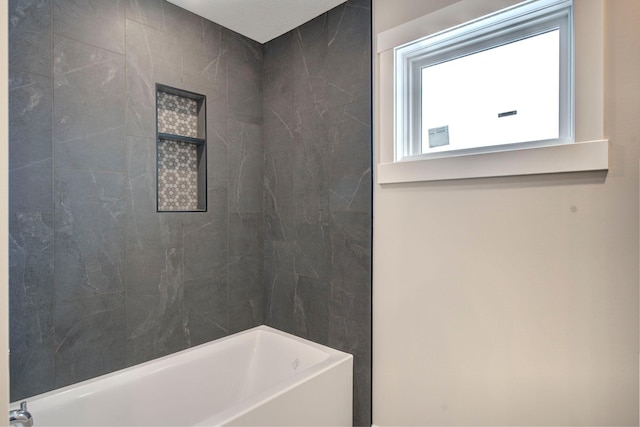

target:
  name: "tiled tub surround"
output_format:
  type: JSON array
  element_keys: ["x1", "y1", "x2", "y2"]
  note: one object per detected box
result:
[
  {"x1": 9, "y1": 0, "x2": 372, "y2": 425},
  {"x1": 9, "y1": 0, "x2": 264, "y2": 401}
]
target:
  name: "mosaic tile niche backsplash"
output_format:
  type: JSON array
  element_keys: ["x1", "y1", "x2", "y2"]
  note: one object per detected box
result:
[
  {"x1": 157, "y1": 91, "x2": 198, "y2": 138},
  {"x1": 156, "y1": 88, "x2": 205, "y2": 211},
  {"x1": 157, "y1": 139, "x2": 199, "y2": 211}
]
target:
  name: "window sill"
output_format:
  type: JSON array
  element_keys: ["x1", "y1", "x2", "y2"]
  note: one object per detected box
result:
[{"x1": 377, "y1": 140, "x2": 609, "y2": 184}]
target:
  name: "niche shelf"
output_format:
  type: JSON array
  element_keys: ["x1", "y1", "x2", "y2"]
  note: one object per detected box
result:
[{"x1": 156, "y1": 84, "x2": 207, "y2": 212}]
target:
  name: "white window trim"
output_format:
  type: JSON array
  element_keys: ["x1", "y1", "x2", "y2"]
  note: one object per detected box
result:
[{"x1": 375, "y1": 0, "x2": 608, "y2": 184}]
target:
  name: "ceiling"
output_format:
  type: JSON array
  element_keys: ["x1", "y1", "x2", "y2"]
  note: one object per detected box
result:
[{"x1": 166, "y1": 0, "x2": 348, "y2": 44}]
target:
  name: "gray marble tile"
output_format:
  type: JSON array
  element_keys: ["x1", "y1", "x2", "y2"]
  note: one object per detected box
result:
[
  {"x1": 9, "y1": 70, "x2": 53, "y2": 212},
  {"x1": 9, "y1": 0, "x2": 52, "y2": 77},
  {"x1": 263, "y1": 82, "x2": 297, "y2": 155},
  {"x1": 329, "y1": 211, "x2": 371, "y2": 296},
  {"x1": 183, "y1": 184, "x2": 228, "y2": 281},
  {"x1": 226, "y1": 31, "x2": 263, "y2": 123},
  {"x1": 293, "y1": 275, "x2": 330, "y2": 344},
  {"x1": 54, "y1": 169, "x2": 126, "y2": 301},
  {"x1": 54, "y1": 292, "x2": 126, "y2": 388},
  {"x1": 326, "y1": 0, "x2": 371, "y2": 108},
  {"x1": 263, "y1": 32, "x2": 298, "y2": 156},
  {"x1": 125, "y1": 19, "x2": 182, "y2": 139},
  {"x1": 229, "y1": 212, "x2": 263, "y2": 258},
  {"x1": 126, "y1": 247, "x2": 188, "y2": 366},
  {"x1": 53, "y1": 0, "x2": 126, "y2": 54},
  {"x1": 291, "y1": 13, "x2": 329, "y2": 114},
  {"x1": 294, "y1": 124, "x2": 330, "y2": 219},
  {"x1": 294, "y1": 217, "x2": 331, "y2": 280},
  {"x1": 9, "y1": 212, "x2": 54, "y2": 400},
  {"x1": 263, "y1": 30, "x2": 295, "y2": 72},
  {"x1": 126, "y1": 0, "x2": 201, "y2": 35},
  {"x1": 264, "y1": 151, "x2": 295, "y2": 242},
  {"x1": 184, "y1": 276, "x2": 228, "y2": 347},
  {"x1": 229, "y1": 297, "x2": 264, "y2": 334},
  {"x1": 228, "y1": 120, "x2": 263, "y2": 214},
  {"x1": 53, "y1": 36, "x2": 126, "y2": 172},
  {"x1": 328, "y1": 101, "x2": 372, "y2": 213},
  {"x1": 229, "y1": 255, "x2": 263, "y2": 307},
  {"x1": 182, "y1": 19, "x2": 228, "y2": 89},
  {"x1": 126, "y1": 136, "x2": 183, "y2": 249},
  {"x1": 264, "y1": 241, "x2": 296, "y2": 332}
]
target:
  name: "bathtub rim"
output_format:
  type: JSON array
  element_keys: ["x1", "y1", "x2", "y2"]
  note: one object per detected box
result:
[{"x1": 9, "y1": 325, "x2": 353, "y2": 425}]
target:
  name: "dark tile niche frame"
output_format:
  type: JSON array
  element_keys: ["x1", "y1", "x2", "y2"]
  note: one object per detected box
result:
[{"x1": 156, "y1": 84, "x2": 207, "y2": 212}]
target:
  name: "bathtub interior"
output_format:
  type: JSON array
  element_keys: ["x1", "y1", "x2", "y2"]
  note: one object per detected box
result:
[{"x1": 10, "y1": 326, "x2": 352, "y2": 427}]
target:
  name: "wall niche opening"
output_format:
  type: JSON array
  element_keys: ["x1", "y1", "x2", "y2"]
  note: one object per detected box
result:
[{"x1": 156, "y1": 84, "x2": 207, "y2": 212}]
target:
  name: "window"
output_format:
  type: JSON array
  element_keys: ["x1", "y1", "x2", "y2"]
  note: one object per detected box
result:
[
  {"x1": 375, "y1": 0, "x2": 608, "y2": 183},
  {"x1": 395, "y1": 0, "x2": 573, "y2": 161}
]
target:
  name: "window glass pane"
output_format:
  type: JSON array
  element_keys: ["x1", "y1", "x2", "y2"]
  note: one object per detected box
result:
[{"x1": 420, "y1": 29, "x2": 560, "y2": 154}]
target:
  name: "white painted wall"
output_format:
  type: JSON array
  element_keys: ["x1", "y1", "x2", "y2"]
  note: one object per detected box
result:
[
  {"x1": 372, "y1": 0, "x2": 639, "y2": 425},
  {"x1": 1, "y1": 0, "x2": 9, "y2": 423}
]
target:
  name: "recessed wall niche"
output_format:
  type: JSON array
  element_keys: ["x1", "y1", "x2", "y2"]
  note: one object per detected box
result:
[{"x1": 156, "y1": 84, "x2": 206, "y2": 212}]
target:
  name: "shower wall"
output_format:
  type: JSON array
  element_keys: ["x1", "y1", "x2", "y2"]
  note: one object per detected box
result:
[
  {"x1": 9, "y1": 0, "x2": 264, "y2": 400},
  {"x1": 262, "y1": 1, "x2": 372, "y2": 425}
]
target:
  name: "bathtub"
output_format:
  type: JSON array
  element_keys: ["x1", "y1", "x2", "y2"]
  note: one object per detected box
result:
[{"x1": 10, "y1": 326, "x2": 353, "y2": 426}]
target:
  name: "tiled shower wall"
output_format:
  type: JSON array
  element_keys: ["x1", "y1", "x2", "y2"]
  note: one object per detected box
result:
[
  {"x1": 262, "y1": 1, "x2": 372, "y2": 425},
  {"x1": 9, "y1": 0, "x2": 371, "y2": 424},
  {"x1": 9, "y1": 0, "x2": 264, "y2": 399}
]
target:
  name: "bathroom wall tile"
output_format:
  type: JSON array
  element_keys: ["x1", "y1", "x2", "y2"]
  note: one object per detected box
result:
[
  {"x1": 294, "y1": 124, "x2": 330, "y2": 219},
  {"x1": 293, "y1": 275, "x2": 330, "y2": 344},
  {"x1": 294, "y1": 217, "x2": 332, "y2": 280},
  {"x1": 125, "y1": 19, "x2": 183, "y2": 139},
  {"x1": 229, "y1": 212, "x2": 263, "y2": 257},
  {"x1": 264, "y1": 30, "x2": 295, "y2": 73},
  {"x1": 126, "y1": 0, "x2": 200, "y2": 35},
  {"x1": 53, "y1": 36, "x2": 126, "y2": 172},
  {"x1": 264, "y1": 241, "x2": 296, "y2": 332},
  {"x1": 229, "y1": 297, "x2": 264, "y2": 334},
  {"x1": 291, "y1": 13, "x2": 329, "y2": 115},
  {"x1": 54, "y1": 292, "x2": 126, "y2": 388},
  {"x1": 229, "y1": 255, "x2": 263, "y2": 306},
  {"x1": 9, "y1": 70, "x2": 53, "y2": 212},
  {"x1": 184, "y1": 276, "x2": 228, "y2": 347},
  {"x1": 229, "y1": 255, "x2": 264, "y2": 332},
  {"x1": 126, "y1": 247, "x2": 188, "y2": 366},
  {"x1": 263, "y1": 84, "x2": 297, "y2": 155},
  {"x1": 126, "y1": 136, "x2": 183, "y2": 250},
  {"x1": 54, "y1": 169, "x2": 126, "y2": 301},
  {"x1": 53, "y1": 0, "x2": 126, "y2": 54},
  {"x1": 9, "y1": 212, "x2": 54, "y2": 400},
  {"x1": 183, "y1": 184, "x2": 228, "y2": 281},
  {"x1": 263, "y1": 31, "x2": 296, "y2": 153},
  {"x1": 264, "y1": 151, "x2": 295, "y2": 242},
  {"x1": 328, "y1": 100, "x2": 372, "y2": 213},
  {"x1": 9, "y1": 0, "x2": 52, "y2": 77},
  {"x1": 182, "y1": 19, "x2": 228, "y2": 89},
  {"x1": 326, "y1": 0, "x2": 371, "y2": 108},
  {"x1": 226, "y1": 31, "x2": 263, "y2": 123},
  {"x1": 228, "y1": 210, "x2": 264, "y2": 311},
  {"x1": 228, "y1": 120, "x2": 263, "y2": 213},
  {"x1": 329, "y1": 211, "x2": 371, "y2": 315}
]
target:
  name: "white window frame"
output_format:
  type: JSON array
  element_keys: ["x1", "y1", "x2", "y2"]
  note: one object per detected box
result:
[
  {"x1": 397, "y1": 0, "x2": 573, "y2": 160},
  {"x1": 376, "y1": 0, "x2": 608, "y2": 184}
]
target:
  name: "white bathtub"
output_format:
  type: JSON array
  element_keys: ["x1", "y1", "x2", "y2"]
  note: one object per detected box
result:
[{"x1": 10, "y1": 326, "x2": 353, "y2": 426}]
